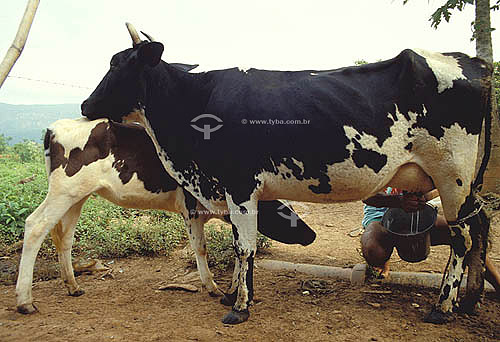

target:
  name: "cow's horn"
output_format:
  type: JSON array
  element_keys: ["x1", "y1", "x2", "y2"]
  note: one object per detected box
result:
[
  {"x1": 126, "y1": 22, "x2": 142, "y2": 46},
  {"x1": 140, "y1": 31, "x2": 155, "y2": 42}
]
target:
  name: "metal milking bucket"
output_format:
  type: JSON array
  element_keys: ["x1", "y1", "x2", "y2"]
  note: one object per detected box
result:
[{"x1": 381, "y1": 204, "x2": 437, "y2": 263}]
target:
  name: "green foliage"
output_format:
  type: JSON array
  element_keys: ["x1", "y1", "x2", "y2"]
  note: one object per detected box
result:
[
  {"x1": 74, "y1": 201, "x2": 186, "y2": 258},
  {"x1": 0, "y1": 134, "x2": 12, "y2": 153},
  {"x1": 204, "y1": 224, "x2": 271, "y2": 272},
  {"x1": 0, "y1": 159, "x2": 47, "y2": 244},
  {"x1": 429, "y1": 0, "x2": 474, "y2": 29},
  {"x1": 402, "y1": 0, "x2": 499, "y2": 33},
  {"x1": 11, "y1": 140, "x2": 44, "y2": 163}
]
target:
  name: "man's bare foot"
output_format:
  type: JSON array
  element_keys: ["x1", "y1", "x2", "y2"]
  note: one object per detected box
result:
[{"x1": 372, "y1": 263, "x2": 390, "y2": 279}]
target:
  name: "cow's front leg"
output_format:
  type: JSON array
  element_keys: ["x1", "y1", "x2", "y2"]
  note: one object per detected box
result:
[
  {"x1": 220, "y1": 256, "x2": 240, "y2": 306},
  {"x1": 221, "y1": 194, "x2": 258, "y2": 325}
]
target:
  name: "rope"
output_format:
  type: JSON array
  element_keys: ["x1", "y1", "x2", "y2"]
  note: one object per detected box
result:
[
  {"x1": 6, "y1": 75, "x2": 92, "y2": 89},
  {"x1": 475, "y1": 191, "x2": 500, "y2": 218}
]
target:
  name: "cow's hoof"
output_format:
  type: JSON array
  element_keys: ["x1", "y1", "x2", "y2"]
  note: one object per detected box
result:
[
  {"x1": 208, "y1": 287, "x2": 223, "y2": 298},
  {"x1": 17, "y1": 303, "x2": 38, "y2": 315},
  {"x1": 208, "y1": 290, "x2": 222, "y2": 298},
  {"x1": 220, "y1": 291, "x2": 237, "y2": 306},
  {"x1": 423, "y1": 307, "x2": 454, "y2": 324},
  {"x1": 221, "y1": 309, "x2": 250, "y2": 325},
  {"x1": 69, "y1": 288, "x2": 85, "y2": 297},
  {"x1": 458, "y1": 300, "x2": 480, "y2": 315}
]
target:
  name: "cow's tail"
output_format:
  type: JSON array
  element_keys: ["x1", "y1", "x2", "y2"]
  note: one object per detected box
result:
[
  {"x1": 43, "y1": 128, "x2": 54, "y2": 181},
  {"x1": 472, "y1": 74, "x2": 493, "y2": 192}
]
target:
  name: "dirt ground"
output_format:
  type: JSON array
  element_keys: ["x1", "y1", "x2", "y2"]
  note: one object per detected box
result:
[{"x1": 1, "y1": 201, "x2": 499, "y2": 342}]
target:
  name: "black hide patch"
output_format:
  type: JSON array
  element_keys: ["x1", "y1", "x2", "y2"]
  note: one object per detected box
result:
[
  {"x1": 183, "y1": 189, "x2": 199, "y2": 219},
  {"x1": 246, "y1": 252, "x2": 254, "y2": 303},
  {"x1": 439, "y1": 284, "x2": 451, "y2": 303}
]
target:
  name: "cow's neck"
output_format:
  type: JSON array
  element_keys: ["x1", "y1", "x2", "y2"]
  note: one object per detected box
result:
[
  {"x1": 139, "y1": 63, "x2": 221, "y2": 206},
  {"x1": 143, "y1": 63, "x2": 210, "y2": 120}
]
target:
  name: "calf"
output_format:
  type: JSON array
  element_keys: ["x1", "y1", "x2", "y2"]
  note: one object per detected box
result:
[
  {"x1": 81, "y1": 24, "x2": 493, "y2": 324},
  {"x1": 15, "y1": 118, "x2": 315, "y2": 314}
]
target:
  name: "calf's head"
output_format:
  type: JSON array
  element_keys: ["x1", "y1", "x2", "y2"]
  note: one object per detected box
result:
[{"x1": 81, "y1": 23, "x2": 164, "y2": 122}]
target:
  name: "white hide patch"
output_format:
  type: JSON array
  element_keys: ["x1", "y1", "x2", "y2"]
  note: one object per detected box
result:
[
  {"x1": 49, "y1": 118, "x2": 109, "y2": 160},
  {"x1": 47, "y1": 147, "x2": 178, "y2": 211},
  {"x1": 413, "y1": 49, "x2": 466, "y2": 94},
  {"x1": 336, "y1": 105, "x2": 422, "y2": 196}
]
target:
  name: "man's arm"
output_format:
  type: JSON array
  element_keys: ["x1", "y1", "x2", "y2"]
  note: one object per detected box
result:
[
  {"x1": 363, "y1": 191, "x2": 429, "y2": 212},
  {"x1": 362, "y1": 192, "x2": 402, "y2": 208}
]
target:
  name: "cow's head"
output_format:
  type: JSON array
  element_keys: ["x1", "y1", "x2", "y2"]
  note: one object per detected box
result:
[{"x1": 81, "y1": 23, "x2": 164, "y2": 122}]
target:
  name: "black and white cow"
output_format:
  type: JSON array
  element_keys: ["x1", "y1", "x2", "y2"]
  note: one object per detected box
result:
[
  {"x1": 15, "y1": 117, "x2": 315, "y2": 314},
  {"x1": 81, "y1": 24, "x2": 493, "y2": 324}
]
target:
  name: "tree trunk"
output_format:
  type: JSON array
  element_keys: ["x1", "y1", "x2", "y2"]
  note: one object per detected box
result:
[
  {"x1": 475, "y1": 0, "x2": 499, "y2": 194},
  {"x1": 0, "y1": 0, "x2": 40, "y2": 88}
]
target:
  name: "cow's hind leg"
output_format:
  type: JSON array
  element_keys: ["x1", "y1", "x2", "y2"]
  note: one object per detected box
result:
[
  {"x1": 50, "y1": 197, "x2": 88, "y2": 297},
  {"x1": 460, "y1": 206, "x2": 489, "y2": 314},
  {"x1": 16, "y1": 195, "x2": 77, "y2": 314},
  {"x1": 425, "y1": 191, "x2": 482, "y2": 324},
  {"x1": 221, "y1": 194, "x2": 258, "y2": 325}
]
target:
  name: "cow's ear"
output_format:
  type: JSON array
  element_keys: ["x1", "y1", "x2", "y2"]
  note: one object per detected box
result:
[{"x1": 138, "y1": 42, "x2": 164, "y2": 67}]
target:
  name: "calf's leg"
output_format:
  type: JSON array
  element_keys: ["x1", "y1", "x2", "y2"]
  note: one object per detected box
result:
[
  {"x1": 16, "y1": 195, "x2": 77, "y2": 314},
  {"x1": 182, "y1": 211, "x2": 221, "y2": 296},
  {"x1": 50, "y1": 197, "x2": 88, "y2": 297}
]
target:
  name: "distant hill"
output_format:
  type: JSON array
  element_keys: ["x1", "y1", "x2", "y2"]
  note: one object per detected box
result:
[{"x1": 0, "y1": 103, "x2": 79, "y2": 144}]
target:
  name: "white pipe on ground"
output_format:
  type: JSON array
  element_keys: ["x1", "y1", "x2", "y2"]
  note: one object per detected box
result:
[{"x1": 256, "y1": 260, "x2": 495, "y2": 292}]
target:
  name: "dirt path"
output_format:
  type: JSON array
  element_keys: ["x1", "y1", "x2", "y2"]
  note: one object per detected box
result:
[{"x1": 1, "y1": 202, "x2": 499, "y2": 341}]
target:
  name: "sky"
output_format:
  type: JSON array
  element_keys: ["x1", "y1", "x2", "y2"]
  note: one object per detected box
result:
[{"x1": 0, "y1": 0, "x2": 498, "y2": 105}]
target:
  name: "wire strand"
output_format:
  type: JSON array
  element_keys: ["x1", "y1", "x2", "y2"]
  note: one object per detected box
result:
[{"x1": 6, "y1": 75, "x2": 92, "y2": 89}]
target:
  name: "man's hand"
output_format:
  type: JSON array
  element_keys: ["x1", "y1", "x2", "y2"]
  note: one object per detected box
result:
[{"x1": 400, "y1": 193, "x2": 426, "y2": 212}]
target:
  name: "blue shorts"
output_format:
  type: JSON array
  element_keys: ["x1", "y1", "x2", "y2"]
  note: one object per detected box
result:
[{"x1": 362, "y1": 204, "x2": 388, "y2": 228}]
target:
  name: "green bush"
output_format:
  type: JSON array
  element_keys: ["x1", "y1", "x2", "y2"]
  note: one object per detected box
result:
[
  {"x1": 204, "y1": 224, "x2": 271, "y2": 272},
  {"x1": 74, "y1": 201, "x2": 186, "y2": 258},
  {"x1": 10, "y1": 140, "x2": 44, "y2": 163},
  {"x1": 0, "y1": 159, "x2": 47, "y2": 244},
  {"x1": 0, "y1": 134, "x2": 11, "y2": 154}
]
